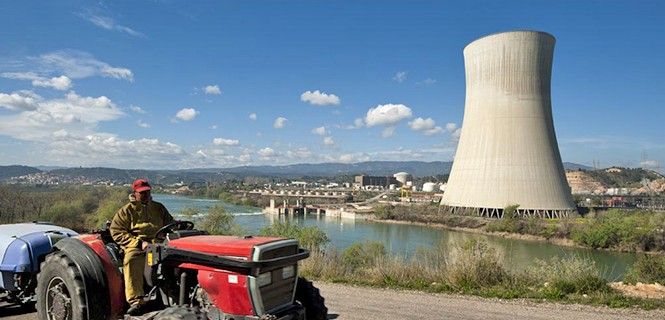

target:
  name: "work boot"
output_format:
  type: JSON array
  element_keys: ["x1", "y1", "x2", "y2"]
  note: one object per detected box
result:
[{"x1": 127, "y1": 304, "x2": 146, "y2": 316}]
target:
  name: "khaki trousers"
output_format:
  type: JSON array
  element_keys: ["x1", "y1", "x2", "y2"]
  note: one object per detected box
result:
[{"x1": 123, "y1": 248, "x2": 146, "y2": 306}]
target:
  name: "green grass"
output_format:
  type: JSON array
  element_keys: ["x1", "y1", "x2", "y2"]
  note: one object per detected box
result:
[{"x1": 299, "y1": 239, "x2": 665, "y2": 310}]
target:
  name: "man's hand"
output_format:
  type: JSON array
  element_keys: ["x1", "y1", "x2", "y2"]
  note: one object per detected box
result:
[{"x1": 141, "y1": 241, "x2": 149, "y2": 250}]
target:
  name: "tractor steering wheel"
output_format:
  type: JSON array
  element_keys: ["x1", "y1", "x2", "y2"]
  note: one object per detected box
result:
[{"x1": 154, "y1": 220, "x2": 195, "y2": 240}]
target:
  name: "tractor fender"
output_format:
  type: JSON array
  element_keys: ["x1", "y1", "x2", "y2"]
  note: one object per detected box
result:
[{"x1": 52, "y1": 237, "x2": 112, "y2": 319}]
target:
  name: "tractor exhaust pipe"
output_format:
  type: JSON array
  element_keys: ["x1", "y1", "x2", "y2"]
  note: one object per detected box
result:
[{"x1": 179, "y1": 272, "x2": 187, "y2": 305}]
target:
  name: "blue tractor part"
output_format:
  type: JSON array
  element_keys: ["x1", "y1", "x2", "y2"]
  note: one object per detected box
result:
[{"x1": 0, "y1": 222, "x2": 78, "y2": 304}]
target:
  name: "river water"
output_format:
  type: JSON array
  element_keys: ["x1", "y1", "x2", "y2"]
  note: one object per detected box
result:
[{"x1": 154, "y1": 193, "x2": 638, "y2": 280}]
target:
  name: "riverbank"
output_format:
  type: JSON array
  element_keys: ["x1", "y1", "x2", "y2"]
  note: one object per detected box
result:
[
  {"x1": 374, "y1": 217, "x2": 579, "y2": 248},
  {"x1": 370, "y1": 204, "x2": 665, "y2": 254}
]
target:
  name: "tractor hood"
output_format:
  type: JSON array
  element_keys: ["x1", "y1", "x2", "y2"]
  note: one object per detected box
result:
[{"x1": 166, "y1": 235, "x2": 286, "y2": 260}]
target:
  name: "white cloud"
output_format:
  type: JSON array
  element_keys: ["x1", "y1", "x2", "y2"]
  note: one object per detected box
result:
[
  {"x1": 273, "y1": 117, "x2": 287, "y2": 129},
  {"x1": 249, "y1": 113, "x2": 257, "y2": 121},
  {"x1": 286, "y1": 147, "x2": 313, "y2": 159},
  {"x1": 300, "y1": 90, "x2": 341, "y2": 106},
  {"x1": 204, "y1": 85, "x2": 221, "y2": 95},
  {"x1": 409, "y1": 117, "x2": 436, "y2": 131},
  {"x1": 365, "y1": 103, "x2": 412, "y2": 127},
  {"x1": 323, "y1": 136, "x2": 335, "y2": 146},
  {"x1": 381, "y1": 127, "x2": 396, "y2": 138},
  {"x1": 0, "y1": 91, "x2": 40, "y2": 111},
  {"x1": 258, "y1": 147, "x2": 275, "y2": 157},
  {"x1": 340, "y1": 118, "x2": 364, "y2": 130},
  {"x1": 210, "y1": 125, "x2": 218, "y2": 129},
  {"x1": 137, "y1": 120, "x2": 150, "y2": 128},
  {"x1": 445, "y1": 123, "x2": 457, "y2": 132},
  {"x1": 311, "y1": 126, "x2": 327, "y2": 135},
  {"x1": 339, "y1": 154, "x2": 354, "y2": 163},
  {"x1": 419, "y1": 78, "x2": 437, "y2": 85},
  {"x1": 213, "y1": 138, "x2": 240, "y2": 146},
  {"x1": 130, "y1": 105, "x2": 146, "y2": 114},
  {"x1": 79, "y1": 13, "x2": 145, "y2": 37},
  {"x1": 2, "y1": 72, "x2": 72, "y2": 90},
  {"x1": 175, "y1": 108, "x2": 198, "y2": 121},
  {"x1": 409, "y1": 117, "x2": 444, "y2": 136},
  {"x1": 0, "y1": 91, "x2": 124, "y2": 141},
  {"x1": 37, "y1": 50, "x2": 134, "y2": 81},
  {"x1": 393, "y1": 71, "x2": 407, "y2": 83}
]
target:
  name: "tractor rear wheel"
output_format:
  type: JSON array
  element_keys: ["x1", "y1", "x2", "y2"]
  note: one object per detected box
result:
[
  {"x1": 154, "y1": 306, "x2": 206, "y2": 319},
  {"x1": 295, "y1": 277, "x2": 327, "y2": 320},
  {"x1": 36, "y1": 252, "x2": 88, "y2": 320}
]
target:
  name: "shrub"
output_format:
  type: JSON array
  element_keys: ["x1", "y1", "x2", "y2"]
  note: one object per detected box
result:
[
  {"x1": 446, "y1": 239, "x2": 507, "y2": 290},
  {"x1": 199, "y1": 205, "x2": 243, "y2": 235},
  {"x1": 624, "y1": 254, "x2": 665, "y2": 284},
  {"x1": 341, "y1": 241, "x2": 386, "y2": 270},
  {"x1": 525, "y1": 255, "x2": 609, "y2": 298},
  {"x1": 259, "y1": 222, "x2": 329, "y2": 251}
]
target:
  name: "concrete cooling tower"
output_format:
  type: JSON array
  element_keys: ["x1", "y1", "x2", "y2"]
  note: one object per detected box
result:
[{"x1": 440, "y1": 31, "x2": 576, "y2": 218}]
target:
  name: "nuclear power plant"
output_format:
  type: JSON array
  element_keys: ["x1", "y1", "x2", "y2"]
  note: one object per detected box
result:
[{"x1": 441, "y1": 31, "x2": 576, "y2": 218}]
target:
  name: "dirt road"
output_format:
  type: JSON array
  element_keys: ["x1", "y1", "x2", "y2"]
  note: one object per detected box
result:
[{"x1": 3, "y1": 282, "x2": 665, "y2": 319}]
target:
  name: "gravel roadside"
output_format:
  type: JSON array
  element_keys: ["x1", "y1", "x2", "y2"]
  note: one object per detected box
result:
[{"x1": 3, "y1": 281, "x2": 665, "y2": 319}]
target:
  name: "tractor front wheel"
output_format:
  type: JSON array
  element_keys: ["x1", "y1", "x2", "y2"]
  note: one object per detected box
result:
[
  {"x1": 36, "y1": 252, "x2": 88, "y2": 320},
  {"x1": 295, "y1": 277, "x2": 327, "y2": 320},
  {"x1": 154, "y1": 306, "x2": 206, "y2": 319}
]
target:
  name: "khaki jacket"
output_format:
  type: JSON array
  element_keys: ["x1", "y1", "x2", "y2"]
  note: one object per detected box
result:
[{"x1": 110, "y1": 194, "x2": 174, "y2": 250}]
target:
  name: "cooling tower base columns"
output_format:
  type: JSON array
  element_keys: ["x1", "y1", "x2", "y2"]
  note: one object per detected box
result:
[{"x1": 440, "y1": 205, "x2": 576, "y2": 219}]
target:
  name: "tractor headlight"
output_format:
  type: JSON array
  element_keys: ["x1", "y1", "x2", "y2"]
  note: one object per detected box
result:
[
  {"x1": 282, "y1": 265, "x2": 295, "y2": 279},
  {"x1": 257, "y1": 272, "x2": 272, "y2": 287}
]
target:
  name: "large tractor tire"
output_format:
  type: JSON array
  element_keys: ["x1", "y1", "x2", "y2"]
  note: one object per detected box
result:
[
  {"x1": 154, "y1": 306, "x2": 206, "y2": 319},
  {"x1": 35, "y1": 252, "x2": 90, "y2": 320},
  {"x1": 36, "y1": 238, "x2": 110, "y2": 320},
  {"x1": 295, "y1": 277, "x2": 327, "y2": 320}
]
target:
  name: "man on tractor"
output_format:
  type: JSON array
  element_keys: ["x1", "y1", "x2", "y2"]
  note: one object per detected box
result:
[{"x1": 110, "y1": 178, "x2": 173, "y2": 315}]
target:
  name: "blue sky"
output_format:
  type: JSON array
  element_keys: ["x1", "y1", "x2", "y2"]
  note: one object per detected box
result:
[{"x1": 0, "y1": 1, "x2": 663, "y2": 170}]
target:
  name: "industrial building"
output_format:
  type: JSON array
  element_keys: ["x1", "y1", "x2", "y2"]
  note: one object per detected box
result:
[
  {"x1": 354, "y1": 175, "x2": 398, "y2": 187},
  {"x1": 441, "y1": 31, "x2": 576, "y2": 218}
]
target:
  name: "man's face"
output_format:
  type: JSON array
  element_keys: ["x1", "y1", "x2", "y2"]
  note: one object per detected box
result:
[{"x1": 134, "y1": 190, "x2": 151, "y2": 203}]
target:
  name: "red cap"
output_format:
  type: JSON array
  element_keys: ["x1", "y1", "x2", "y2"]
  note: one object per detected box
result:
[{"x1": 132, "y1": 179, "x2": 152, "y2": 192}]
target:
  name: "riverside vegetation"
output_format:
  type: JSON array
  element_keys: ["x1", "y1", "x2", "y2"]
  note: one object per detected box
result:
[{"x1": 374, "y1": 203, "x2": 665, "y2": 253}]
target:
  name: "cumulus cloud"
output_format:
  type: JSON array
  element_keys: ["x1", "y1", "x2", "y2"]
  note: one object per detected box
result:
[
  {"x1": 273, "y1": 117, "x2": 287, "y2": 129},
  {"x1": 204, "y1": 85, "x2": 221, "y2": 95},
  {"x1": 175, "y1": 108, "x2": 198, "y2": 121},
  {"x1": 300, "y1": 90, "x2": 341, "y2": 106},
  {"x1": 78, "y1": 12, "x2": 145, "y2": 37},
  {"x1": 137, "y1": 120, "x2": 150, "y2": 128},
  {"x1": 323, "y1": 136, "x2": 335, "y2": 146},
  {"x1": 213, "y1": 138, "x2": 240, "y2": 146},
  {"x1": 249, "y1": 113, "x2": 257, "y2": 121},
  {"x1": 2, "y1": 72, "x2": 72, "y2": 90},
  {"x1": 258, "y1": 147, "x2": 275, "y2": 157},
  {"x1": 311, "y1": 126, "x2": 327, "y2": 136},
  {"x1": 286, "y1": 147, "x2": 313, "y2": 159},
  {"x1": 339, "y1": 154, "x2": 354, "y2": 163},
  {"x1": 393, "y1": 71, "x2": 407, "y2": 83},
  {"x1": 365, "y1": 103, "x2": 412, "y2": 127},
  {"x1": 409, "y1": 117, "x2": 444, "y2": 136},
  {"x1": 445, "y1": 123, "x2": 457, "y2": 132},
  {"x1": 130, "y1": 105, "x2": 146, "y2": 114},
  {"x1": 0, "y1": 91, "x2": 124, "y2": 141},
  {"x1": 0, "y1": 91, "x2": 40, "y2": 111}
]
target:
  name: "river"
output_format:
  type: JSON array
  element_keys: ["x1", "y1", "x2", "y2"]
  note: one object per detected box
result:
[{"x1": 154, "y1": 193, "x2": 638, "y2": 280}]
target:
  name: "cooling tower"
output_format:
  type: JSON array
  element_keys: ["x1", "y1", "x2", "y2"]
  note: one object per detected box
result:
[{"x1": 441, "y1": 31, "x2": 576, "y2": 218}]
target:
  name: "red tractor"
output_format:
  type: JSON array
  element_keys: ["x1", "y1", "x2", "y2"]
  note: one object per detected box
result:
[{"x1": 35, "y1": 221, "x2": 327, "y2": 319}]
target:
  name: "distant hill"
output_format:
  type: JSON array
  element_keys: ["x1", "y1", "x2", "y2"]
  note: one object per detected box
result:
[
  {"x1": 563, "y1": 162, "x2": 593, "y2": 171},
  {"x1": 0, "y1": 165, "x2": 42, "y2": 180},
  {"x1": 219, "y1": 161, "x2": 453, "y2": 177},
  {"x1": 0, "y1": 161, "x2": 630, "y2": 185}
]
